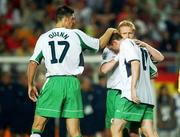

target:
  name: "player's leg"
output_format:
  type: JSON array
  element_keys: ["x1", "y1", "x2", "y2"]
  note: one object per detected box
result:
[
  {"x1": 153, "y1": 129, "x2": 159, "y2": 137},
  {"x1": 111, "y1": 92, "x2": 128, "y2": 137},
  {"x1": 105, "y1": 89, "x2": 119, "y2": 137},
  {"x1": 141, "y1": 105, "x2": 158, "y2": 137},
  {"x1": 66, "y1": 118, "x2": 82, "y2": 137},
  {"x1": 141, "y1": 119, "x2": 155, "y2": 137},
  {"x1": 111, "y1": 118, "x2": 127, "y2": 137},
  {"x1": 30, "y1": 115, "x2": 48, "y2": 137},
  {"x1": 113, "y1": 97, "x2": 146, "y2": 137},
  {"x1": 61, "y1": 76, "x2": 84, "y2": 137},
  {"x1": 31, "y1": 76, "x2": 71, "y2": 136}
]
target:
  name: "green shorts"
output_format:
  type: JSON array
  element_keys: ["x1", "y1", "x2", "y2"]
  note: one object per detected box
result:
[
  {"x1": 35, "y1": 76, "x2": 84, "y2": 118},
  {"x1": 143, "y1": 104, "x2": 154, "y2": 120},
  {"x1": 105, "y1": 89, "x2": 121, "y2": 128},
  {"x1": 114, "y1": 97, "x2": 154, "y2": 122}
]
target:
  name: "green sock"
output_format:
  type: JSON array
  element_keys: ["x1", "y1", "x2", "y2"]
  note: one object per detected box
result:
[
  {"x1": 31, "y1": 129, "x2": 43, "y2": 135},
  {"x1": 76, "y1": 135, "x2": 82, "y2": 137}
]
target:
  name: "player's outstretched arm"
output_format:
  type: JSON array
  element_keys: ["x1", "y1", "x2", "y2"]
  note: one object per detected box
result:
[
  {"x1": 27, "y1": 61, "x2": 39, "y2": 102},
  {"x1": 131, "y1": 60, "x2": 140, "y2": 104},
  {"x1": 99, "y1": 28, "x2": 117, "y2": 49},
  {"x1": 99, "y1": 54, "x2": 119, "y2": 74},
  {"x1": 134, "y1": 39, "x2": 164, "y2": 62}
]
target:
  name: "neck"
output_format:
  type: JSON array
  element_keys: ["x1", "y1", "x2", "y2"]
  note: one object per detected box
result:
[{"x1": 56, "y1": 22, "x2": 66, "y2": 28}]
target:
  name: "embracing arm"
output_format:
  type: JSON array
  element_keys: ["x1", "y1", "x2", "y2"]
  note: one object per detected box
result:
[
  {"x1": 100, "y1": 59, "x2": 118, "y2": 74},
  {"x1": 99, "y1": 28, "x2": 116, "y2": 49},
  {"x1": 135, "y1": 40, "x2": 164, "y2": 62}
]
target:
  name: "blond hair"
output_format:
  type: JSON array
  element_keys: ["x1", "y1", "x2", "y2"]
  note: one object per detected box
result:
[{"x1": 118, "y1": 20, "x2": 136, "y2": 31}]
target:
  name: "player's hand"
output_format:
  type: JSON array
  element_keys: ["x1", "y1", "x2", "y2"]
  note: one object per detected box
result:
[
  {"x1": 108, "y1": 28, "x2": 118, "y2": 34},
  {"x1": 131, "y1": 88, "x2": 140, "y2": 104},
  {"x1": 28, "y1": 85, "x2": 39, "y2": 102},
  {"x1": 134, "y1": 39, "x2": 146, "y2": 47}
]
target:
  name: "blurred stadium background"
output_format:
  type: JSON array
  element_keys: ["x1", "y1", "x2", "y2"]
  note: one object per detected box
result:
[{"x1": 0, "y1": 0, "x2": 179, "y2": 137}]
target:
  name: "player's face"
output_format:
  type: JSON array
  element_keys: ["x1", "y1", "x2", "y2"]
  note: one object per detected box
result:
[
  {"x1": 119, "y1": 26, "x2": 135, "y2": 39},
  {"x1": 108, "y1": 40, "x2": 119, "y2": 53}
]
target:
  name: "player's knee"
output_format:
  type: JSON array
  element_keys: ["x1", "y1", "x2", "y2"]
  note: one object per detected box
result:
[
  {"x1": 141, "y1": 127, "x2": 153, "y2": 137},
  {"x1": 67, "y1": 126, "x2": 80, "y2": 137},
  {"x1": 111, "y1": 120, "x2": 125, "y2": 133},
  {"x1": 32, "y1": 121, "x2": 44, "y2": 131}
]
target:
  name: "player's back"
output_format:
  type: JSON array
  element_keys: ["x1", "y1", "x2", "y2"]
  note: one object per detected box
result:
[
  {"x1": 30, "y1": 28, "x2": 99, "y2": 77},
  {"x1": 137, "y1": 47, "x2": 156, "y2": 105},
  {"x1": 119, "y1": 39, "x2": 157, "y2": 105},
  {"x1": 41, "y1": 28, "x2": 82, "y2": 76}
]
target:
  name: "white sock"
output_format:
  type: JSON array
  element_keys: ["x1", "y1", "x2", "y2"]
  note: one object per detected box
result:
[{"x1": 30, "y1": 134, "x2": 41, "y2": 137}]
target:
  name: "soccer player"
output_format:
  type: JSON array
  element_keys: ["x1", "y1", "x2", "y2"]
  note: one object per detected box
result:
[
  {"x1": 117, "y1": 20, "x2": 163, "y2": 137},
  {"x1": 101, "y1": 33, "x2": 158, "y2": 137},
  {"x1": 100, "y1": 40, "x2": 127, "y2": 137},
  {"x1": 27, "y1": 5, "x2": 115, "y2": 137},
  {"x1": 118, "y1": 20, "x2": 164, "y2": 63}
]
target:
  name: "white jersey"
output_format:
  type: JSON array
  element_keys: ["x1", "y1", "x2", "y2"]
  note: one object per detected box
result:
[
  {"x1": 101, "y1": 48, "x2": 122, "y2": 90},
  {"x1": 118, "y1": 39, "x2": 157, "y2": 105},
  {"x1": 30, "y1": 28, "x2": 99, "y2": 77}
]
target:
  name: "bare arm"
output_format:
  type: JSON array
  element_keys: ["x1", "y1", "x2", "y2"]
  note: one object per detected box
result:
[
  {"x1": 99, "y1": 59, "x2": 118, "y2": 74},
  {"x1": 131, "y1": 60, "x2": 140, "y2": 104},
  {"x1": 134, "y1": 39, "x2": 164, "y2": 62},
  {"x1": 27, "y1": 61, "x2": 39, "y2": 102},
  {"x1": 99, "y1": 28, "x2": 116, "y2": 49}
]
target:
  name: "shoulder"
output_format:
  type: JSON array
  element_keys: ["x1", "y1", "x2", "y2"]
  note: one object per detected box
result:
[
  {"x1": 102, "y1": 48, "x2": 109, "y2": 60},
  {"x1": 35, "y1": 34, "x2": 45, "y2": 43},
  {"x1": 122, "y1": 38, "x2": 136, "y2": 46},
  {"x1": 72, "y1": 29, "x2": 84, "y2": 34},
  {"x1": 102, "y1": 48, "x2": 115, "y2": 60},
  {"x1": 72, "y1": 29, "x2": 89, "y2": 39},
  {"x1": 103, "y1": 47, "x2": 114, "y2": 55},
  {"x1": 121, "y1": 39, "x2": 132, "y2": 50},
  {"x1": 39, "y1": 29, "x2": 54, "y2": 39},
  {"x1": 103, "y1": 48, "x2": 110, "y2": 53}
]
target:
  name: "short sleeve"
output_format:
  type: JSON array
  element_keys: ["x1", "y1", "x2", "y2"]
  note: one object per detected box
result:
[
  {"x1": 73, "y1": 29, "x2": 99, "y2": 52},
  {"x1": 121, "y1": 39, "x2": 140, "y2": 63},
  {"x1": 149, "y1": 59, "x2": 158, "y2": 77},
  {"x1": 29, "y1": 36, "x2": 44, "y2": 64}
]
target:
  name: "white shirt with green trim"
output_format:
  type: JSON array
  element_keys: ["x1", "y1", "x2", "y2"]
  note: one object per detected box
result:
[
  {"x1": 30, "y1": 28, "x2": 99, "y2": 77},
  {"x1": 118, "y1": 39, "x2": 157, "y2": 105},
  {"x1": 101, "y1": 48, "x2": 122, "y2": 90}
]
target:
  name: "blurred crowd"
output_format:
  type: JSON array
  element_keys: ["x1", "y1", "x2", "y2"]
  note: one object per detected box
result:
[
  {"x1": 0, "y1": 0, "x2": 179, "y2": 56},
  {"x1": 156, "y1": 83, "x2": 180, "y2": 137}
]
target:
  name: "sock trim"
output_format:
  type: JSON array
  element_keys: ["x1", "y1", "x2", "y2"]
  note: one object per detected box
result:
[{"x1": 32, "y1": 129, "x2": 42, "y2": 134}]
